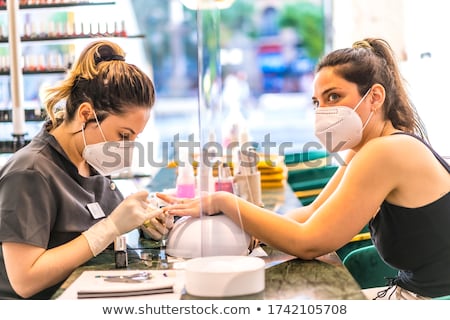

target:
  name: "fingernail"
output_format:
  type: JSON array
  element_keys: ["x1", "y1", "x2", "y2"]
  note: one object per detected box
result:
[{"x1": 143, "y1": 220, "x2": 151, "y2": 228}]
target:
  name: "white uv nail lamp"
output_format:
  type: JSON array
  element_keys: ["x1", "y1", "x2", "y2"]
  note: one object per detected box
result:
[{"x1": 166, "y1": 214, "x2": 250, "y2": 259}]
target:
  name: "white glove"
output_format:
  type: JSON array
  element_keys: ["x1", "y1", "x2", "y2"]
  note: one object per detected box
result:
[
  {"x1": 141, "y1": 210, "x2": 174, "y2": 240},
  {"x1": 83, "y1": 190, "x2": 161, "y2": 256}
]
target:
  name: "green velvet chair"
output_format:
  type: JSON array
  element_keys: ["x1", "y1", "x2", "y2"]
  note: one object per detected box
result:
[
  {"x1": 343, "y1": 244, "x2": 398, "y2": 289},
  {"x1": 284, "y1": 150, "x2": 338, "y2": 206},
  {"x1": 344, "y1": 245, "x2": 450, "y2": 298},
  {"x1": 336, "y1": 224, "x2": 372, "y2": 260}
]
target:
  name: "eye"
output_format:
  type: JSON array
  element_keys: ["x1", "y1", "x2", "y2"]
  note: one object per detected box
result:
[
  {"x1": 327, "y1": 92, "x2": 340, "y2": 103},
  {"x1": 312, "y1": 100, "x2": 319, "y2": 109},
  {"x1": 120, "y1": 132, "x2": 131, "y2": 141}
]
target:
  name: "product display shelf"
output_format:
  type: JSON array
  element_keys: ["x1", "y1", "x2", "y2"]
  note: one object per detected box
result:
[
  {"x1": 0, "y1": 1, "x2": 116, "y2": 11},
  {"x1": 0, "y1": 0, "x2": 145, "y2": 153}
]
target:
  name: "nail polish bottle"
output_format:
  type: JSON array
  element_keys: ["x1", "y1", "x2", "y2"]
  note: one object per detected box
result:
[
  {"x1": 114, "y1": 236, "x2": 128, "y2": 268},
  {"x1": 215, "y1": 163, "x2": 234, "y2": 193},
  {"x1": 176, "y1": 162, "x2": 196, "y2": 198}
]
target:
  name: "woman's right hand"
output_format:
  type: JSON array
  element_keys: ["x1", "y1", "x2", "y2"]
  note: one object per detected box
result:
[{"x1": 84, "y1": 190, "x2": 162, "y2": 257}]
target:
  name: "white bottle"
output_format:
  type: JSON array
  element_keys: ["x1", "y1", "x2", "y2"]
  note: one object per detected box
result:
[
  {"x1": 198, "y1": 162, "x2": 214, "y2": 193},
  {"x1": 198, "y1": 132, "x2": 218, "y2": 193}
]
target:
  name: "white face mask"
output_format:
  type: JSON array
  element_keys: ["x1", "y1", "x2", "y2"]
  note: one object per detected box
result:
[
  {"x1": 81, "y1": 114, "x2": 134, "y2": 176},
  {"x1": 314, "y1": 89, "x2": 373, "y2": 152}
]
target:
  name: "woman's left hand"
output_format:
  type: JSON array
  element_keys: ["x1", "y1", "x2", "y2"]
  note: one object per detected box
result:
[{"x1": 156, "y1": 192, "x2": 219, "y2": 217}]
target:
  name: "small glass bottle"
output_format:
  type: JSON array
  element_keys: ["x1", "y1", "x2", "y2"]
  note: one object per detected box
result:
[
  {"x1": 215, "y1": 163, "x2": 234, "y2": 193},
  {"x1": 176, "y1": 163, "x2": 196, "y2": 198},
  {"x1": 114, "y1": 235, "x2": 128, "y2": 268}
]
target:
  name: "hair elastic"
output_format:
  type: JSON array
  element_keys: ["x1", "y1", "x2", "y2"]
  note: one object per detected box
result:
[{"x1": 94, "y1": 54, "x2": 125, "y2": 65}]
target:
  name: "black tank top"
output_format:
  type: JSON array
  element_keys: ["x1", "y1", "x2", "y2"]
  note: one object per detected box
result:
[{"x1": 369, "y1": 132, "x2": 450, "y2": 297}]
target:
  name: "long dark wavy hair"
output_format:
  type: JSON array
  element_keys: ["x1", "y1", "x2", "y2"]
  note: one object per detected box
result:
[{"x1": 316, "y1": 38, "x2": 428, "y2": 141}]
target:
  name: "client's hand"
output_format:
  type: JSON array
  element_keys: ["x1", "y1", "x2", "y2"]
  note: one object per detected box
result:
[
  {"x1": 141, "y1": 210, "x2": 174, "y2": 240},
  {"x1": 155, "y1": 192, "x2": 221, "y2": 217}
]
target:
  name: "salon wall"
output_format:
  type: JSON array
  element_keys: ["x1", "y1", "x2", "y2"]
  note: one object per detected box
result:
[
  {"x1": 330, "y1": 0, "x2": 405, "y2": 59},
  {"x1": 330, "y1": 0, "x2": 450, "y2": 157}
]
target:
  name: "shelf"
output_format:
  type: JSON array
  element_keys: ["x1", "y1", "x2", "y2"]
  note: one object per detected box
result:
[
  {"x1": 0, "y1": 1, "x2": 115, "y2": 11},
  {"x1": 0, "y1": 69, "x2": 67, "y2": 75},
  {"x1": 0, "y1": 0, "x2": 146, "y2": 155},
  {"x1": 0, "y1": 139, "x2": 31, "y2": 153},
  {"x1": 0, "y1": 34, "x2": 145, "y2": 43},
  {"x1": 0, "y1": 108, "x2": 46, "y2": 122}
]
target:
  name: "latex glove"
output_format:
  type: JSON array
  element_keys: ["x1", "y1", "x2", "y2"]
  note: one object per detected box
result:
[
  {"x1": 83, "y1": 190, "x2": 161, "y2": 256},
  {"x1": 141, "y1": 210, "x2": 174, "y2": 240}
]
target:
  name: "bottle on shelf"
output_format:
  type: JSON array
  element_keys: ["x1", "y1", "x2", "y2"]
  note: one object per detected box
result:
[
  {"x1": 176, "y1": 149, "x2": 196, "y2": 199},
  {"x1": 198, "y1": 132, "x2": 218, "y2": 193},
  {"x1": 233, "y1": 146, "x2": 263, "y2": 207},
  {"x1": 215, "y1": 162, "x2": 234, "y2": 193}
]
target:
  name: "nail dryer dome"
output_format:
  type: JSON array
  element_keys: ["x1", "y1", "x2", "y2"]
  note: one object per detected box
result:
[{"x1": 166, "y1": 214, "x2": 251, "y2": 259}]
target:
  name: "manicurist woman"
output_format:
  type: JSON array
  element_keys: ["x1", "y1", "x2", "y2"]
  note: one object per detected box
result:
[{"x1": 0, "y1": 40, "x2": 163, "y2": 299}]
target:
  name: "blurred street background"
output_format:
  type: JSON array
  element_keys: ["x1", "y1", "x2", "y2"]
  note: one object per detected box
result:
[
  {"x1": 1, "y1": 0, "x2": 449, "y2": 170},
  {"x1": 136, "y1": 0, "x2": 450, "y2": 173}
]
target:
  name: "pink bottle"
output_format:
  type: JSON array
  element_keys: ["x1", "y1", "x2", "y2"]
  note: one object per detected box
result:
[
  {"x1": 176, "y1": 162, "x2": 196, "y2": 198},
  {"x1": 215, "y1": 163, "x2": 234, "y2": 193}
]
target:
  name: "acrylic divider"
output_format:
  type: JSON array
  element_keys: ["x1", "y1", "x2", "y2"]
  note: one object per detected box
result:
[{"x1": 195, "y1": 2, "x2": 250, "y2": 258}]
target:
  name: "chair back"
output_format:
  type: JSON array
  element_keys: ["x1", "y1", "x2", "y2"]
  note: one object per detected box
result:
[{"x1": 343, "y1": 245, "x2": 398, "y2": 289}]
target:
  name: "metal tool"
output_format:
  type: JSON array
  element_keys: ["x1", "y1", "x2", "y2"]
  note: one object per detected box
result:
[{"x1": 96, "y1": 271, "x2": 152, "y2": 283}]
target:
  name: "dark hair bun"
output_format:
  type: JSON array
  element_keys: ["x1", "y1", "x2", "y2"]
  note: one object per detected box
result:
[{"x1": 94, "y1": 45, "x2": 125, "y2": 65}]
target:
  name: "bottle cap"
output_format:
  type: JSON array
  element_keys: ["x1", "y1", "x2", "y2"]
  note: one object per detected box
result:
[
  {"x1": 178, "y1": 162, "x2": 194, "y2": 177},
  {"x1": 114, "y1": 235, "x2": 127, "y2": 251}
]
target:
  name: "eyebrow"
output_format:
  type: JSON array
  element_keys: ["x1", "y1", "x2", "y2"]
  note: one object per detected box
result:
[
  {"x1": 321, "y1": 87, "x2": 338, "y2": 96},
  {"x1": 312, "y1": 86, "x2": 340, "y2": 100}
]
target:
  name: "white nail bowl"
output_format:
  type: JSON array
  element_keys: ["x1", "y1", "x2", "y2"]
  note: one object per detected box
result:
[{"x1": 184, "y1": 255, "x2": 265, "y2": 297}]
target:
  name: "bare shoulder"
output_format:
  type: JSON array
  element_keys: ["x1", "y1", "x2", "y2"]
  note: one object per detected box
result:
[
  {"x1": 356, "y1": 133, "x2": 431, "y2": 168},
  {"x1": 352, "y1": 133, "x2": 448, "y2": 204},
  {"x1": 345, "y1": 134, "x2": 432, "y2": 191}
]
